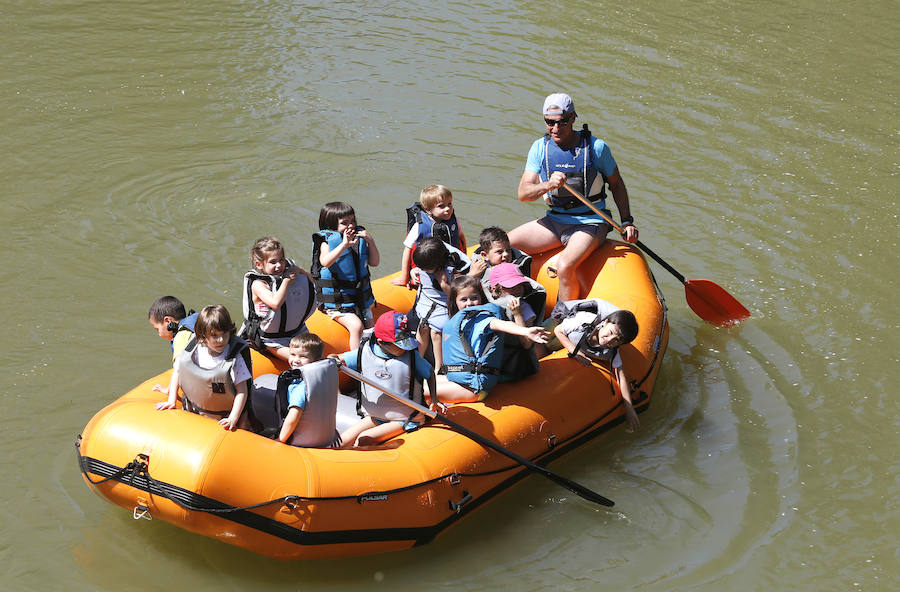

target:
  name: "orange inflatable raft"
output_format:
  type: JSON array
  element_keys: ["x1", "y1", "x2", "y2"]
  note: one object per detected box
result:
[{"x1": 76, "y1": 242, "x2": 668, "y2": 560}]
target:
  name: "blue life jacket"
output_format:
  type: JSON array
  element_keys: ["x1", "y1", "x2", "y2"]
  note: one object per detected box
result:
[
  {"x1": 405, "y1": 203, "x2": 463, "y2": 250},
  {"x1": 544, "y1": 124, "x2": 607, "y2": 215},
  {"x1": 311, "y1": 229, "x2": 375, "y2": 316},
  {"x1": 168, "y1": 311, "x2": 197, "y2": 352},
  {"x1": 441, "y1": 303, "x2": 505, "y2": 393}
]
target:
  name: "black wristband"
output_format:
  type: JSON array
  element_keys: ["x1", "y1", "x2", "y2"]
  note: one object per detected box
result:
[{"x1": 621, "y1": 216, "x2": 634, "y2": 226}]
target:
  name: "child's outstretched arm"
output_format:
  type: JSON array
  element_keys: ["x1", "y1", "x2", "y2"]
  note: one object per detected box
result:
[
  {"x1": 154, "y1": 369, "x2": 181, "y2": 409},
  {"x1": 391, "y1": 246, "x2": 414, "y2": 286},
  {"x1": 219, "y1": 381, "x2": 248, "y2": 431},
  {"x1": 489, "y1": 319, "x2": 549, "y2": 348},
  {"x1": 614, "y1": 366, "x2": 639, "y2": 431}
]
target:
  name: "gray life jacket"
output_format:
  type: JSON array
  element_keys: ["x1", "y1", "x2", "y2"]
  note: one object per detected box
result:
[
  {"x1": 553, "y1": 298, "x2": 621, "y2": 363},
  {"x1": 175, "y1": 336, "x2": 251, "y2": 420},
  {"x1": 284, "y1": 358, "x2": 341, "y2": 447},
  {"x1": 240, "y1": 259, "x2": 316, "y2": 349},
  {"x1": 358, "y1": 331, "x2": 424, "y2": 422}
]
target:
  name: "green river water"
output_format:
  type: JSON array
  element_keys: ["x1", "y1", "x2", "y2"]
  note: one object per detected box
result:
[{"x1": 1, "y1": 1, "x2": 896, "y2": 590}]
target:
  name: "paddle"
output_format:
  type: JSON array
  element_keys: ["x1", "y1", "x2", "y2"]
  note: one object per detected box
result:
[
  {"x1": 562, "y1": 185, "x2": 750, "y2": 326},
  {"x1": 338, "y1": 363, "x2": 615, "y2": 507}
]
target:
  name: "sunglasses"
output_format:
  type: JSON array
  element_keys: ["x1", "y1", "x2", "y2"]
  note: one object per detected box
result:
[{"x1": 544, "y1": 116, "x2": 572, "y2": 127}]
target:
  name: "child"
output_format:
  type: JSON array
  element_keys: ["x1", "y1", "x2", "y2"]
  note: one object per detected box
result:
[
  {"x1": 435, "y1": 276, "x2": 549, "y2": 403},
  {"x1": 148, "y1": 295, "x2": 198, "y2": 361},
  {"x1": 488, "y1": 262, "x2": 548, "y2": 380},
  {"x1": 335, "y1": 311, "x2": 439, "y2": 447},
  {"x1": 392, "y1": 184, "x2": 467, "y2": 286},
  {"x1": 241, "y1": 237, "x2": 316, "y2": 362},
  {"x1": 549, "y1": 298, "x2": 641, "y2": 431},
  {"x1": 155, "y1": 305, "x2": 252, "y2": 431},
  {"x1": 409, "y1": 237, "x2": 461, "y2": 371},
  {"x1": 311, "y1": 202, "x2": 380, "y2": 350},
  {"x1": 277, "y1": 333, "x2": 341, "y2": 447},
  {"x1": 470, "y1": 226, "x2": 534, "y2": 293}
]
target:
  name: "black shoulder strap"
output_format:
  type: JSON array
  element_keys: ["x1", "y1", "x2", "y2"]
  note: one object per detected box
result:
[
  {"x1": 302, "y1": 274, "x2": 316, "y2": 322},
  {"x1": 571, "y1": 314, "x2": 605, "y2": 358},
  {"x1": 310, "y1": 233, "x2": 327, "y2": 279},
  {"x1": 405, "y1": 203, "x2": 422, "y2": 233}
]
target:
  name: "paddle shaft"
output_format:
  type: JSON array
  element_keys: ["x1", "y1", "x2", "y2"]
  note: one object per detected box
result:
[
  {"x1": 338, "y1": 364, "x2": 615, "y2": 507},
  {"x1": 562, "y1": 185, "x2": 688, "y2": 283},
  {"x1": 558, "y1": 184, "x2": 751, "y2": 326}
]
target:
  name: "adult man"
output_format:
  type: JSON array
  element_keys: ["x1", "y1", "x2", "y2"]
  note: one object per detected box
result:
[{"x1": 508, "y1": 93, "x2": 639, "y2": 301}]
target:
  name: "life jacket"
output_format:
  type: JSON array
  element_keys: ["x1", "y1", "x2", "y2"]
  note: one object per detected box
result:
[
  {"x1": 176, "y1": 336, "x2": 253, "y2": 420},
  {"x1": 550, "y1": 298, "x2": 620, "y2": 363},
  {"x1": 441, "y1": 303, "x2": 505, "y2": 393},
  {"x1": 240, "y1": 259, "x2": 316, "y2": 350},
  {"x1": 405, "y1": 203, "x2": 463, "y2": 250},
  {"x1": 357, "y1": 331, "x2": 424, "y2": 422},
  {"x1": 167, "y1": 310, "x2": 198, "y2": 353},
  {"x1": 251, "y1": 359, "x2": 340, "y2": 447},
  {"x1": 543, "y1": 124, "x2": 608, "y2": 215},
  {"x1": 310, "y1": 229, "x2": 375, "y2": 317},
  {"x1": 412, "y1": 246, "x2": 472, "y2": 328}
]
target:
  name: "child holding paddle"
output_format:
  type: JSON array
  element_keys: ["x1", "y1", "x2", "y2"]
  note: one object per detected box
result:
[{"x1": 333, "y1": 311, "x2": 440, "y2": 447}]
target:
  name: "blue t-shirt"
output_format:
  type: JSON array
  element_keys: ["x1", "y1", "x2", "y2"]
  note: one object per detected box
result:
[
  {"x1": 286, "y1": 379, "x2": 307, "y2": 411},
  {"x1": 525, "y1": 135, "x2": 618, "y2": 225},
  {"x1": 344, "y1": 342, "x2": 433, "y2": 381}
]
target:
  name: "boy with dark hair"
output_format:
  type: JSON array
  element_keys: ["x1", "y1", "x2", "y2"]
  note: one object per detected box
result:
[
  {"x1": 148, "y1": 295, "x2": 197, "y2": 360},
  {"x1": 548, "y1": 298, "x2": 641, "y2": 431}
]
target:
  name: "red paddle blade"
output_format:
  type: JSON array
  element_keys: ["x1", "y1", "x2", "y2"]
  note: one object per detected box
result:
[{"x1": 684, "y1": 279, "x2": 750, "y2": 326}]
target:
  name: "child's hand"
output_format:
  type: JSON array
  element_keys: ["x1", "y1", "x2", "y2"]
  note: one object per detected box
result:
[
  {"x1": 219, "y1": 417, "x2": 238, "y2": 431},
  {"x1": 355, "y1": 228, "x2": 369, "y2": 241},
  {"x1": 623, "y1": 402, "x2": 640, "y2": 432},
  {"x1": 343, "y1": 228, "x2": 358, "y2": 245},
  {"x1": 283, "y1": 265, "x2": 300, "y2": 281},
  {"x1": 507, "y1": 296, "x2": 521, "y2": 315},
  {"x1": 469, "y1": 258, "x2": 488, "y2": 277},
  {"x1": 155, "y1": 400, "x2": 176, "y2": 411},
  {"x1": 152, "y1": 383, "x2": 169, "y2": 394},
  {"x1": 527, "y1": 327, "x2": 551, "y2": 344},
  {"x1": 390, "y1": 274, "x2": 410, "y2": 287}
]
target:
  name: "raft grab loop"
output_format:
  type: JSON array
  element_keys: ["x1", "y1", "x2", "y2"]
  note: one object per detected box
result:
[{"x1": 448, "y1": 491, "x2": 472, "y2": 514}]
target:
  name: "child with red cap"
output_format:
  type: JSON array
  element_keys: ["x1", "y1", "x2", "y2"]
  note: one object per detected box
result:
[{"x1": 333, "y1": 311, "x2": 440, "y2": 447}]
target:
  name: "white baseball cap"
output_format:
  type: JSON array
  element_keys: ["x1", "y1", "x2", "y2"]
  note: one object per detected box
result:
[{"x1": 542, "y1": 93, "x2": 575, "y2": 116}]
